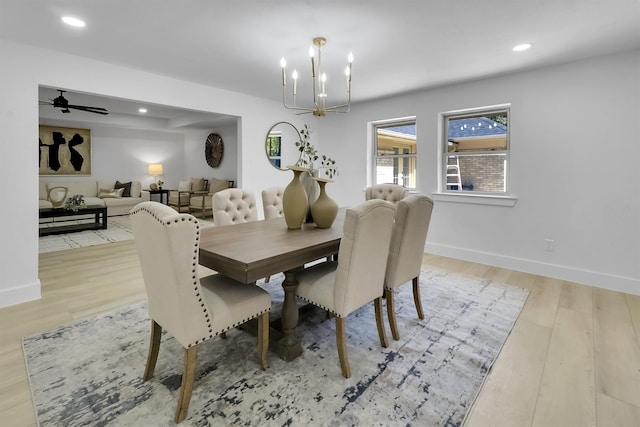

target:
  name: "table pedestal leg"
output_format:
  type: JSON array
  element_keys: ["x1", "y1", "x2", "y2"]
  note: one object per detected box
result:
[{"x1": 276, "y1": 267, "x2": 303, "y2": 361}]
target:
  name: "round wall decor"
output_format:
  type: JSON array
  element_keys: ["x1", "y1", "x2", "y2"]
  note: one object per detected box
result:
[{"x1": 205, "y1": 133, "x2": 224, "y2": 168}]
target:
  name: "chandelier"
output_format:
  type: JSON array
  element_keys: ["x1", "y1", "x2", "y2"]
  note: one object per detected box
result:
[{"x1": 280, "y1": 37, "x2": 353, "y2": 116}]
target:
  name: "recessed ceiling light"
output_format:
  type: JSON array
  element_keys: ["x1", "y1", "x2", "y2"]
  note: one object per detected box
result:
[
  {"x1": 61, "y1": 16, "x2": 86, "y2": 27},
  {"x1": 138, "y1": 108, "x2": 148, "y2": 113},
  {"x1": 513, "y1": 43, "x2": 532, "y2": 52}
]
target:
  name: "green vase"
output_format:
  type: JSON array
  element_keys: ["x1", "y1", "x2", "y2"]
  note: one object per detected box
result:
[
  {"x1": 282, "y1": 166, "x2": 308, "y2": 229},
  {"x1": 310, "y1": 178, "x2": 338, "y2": 228}
]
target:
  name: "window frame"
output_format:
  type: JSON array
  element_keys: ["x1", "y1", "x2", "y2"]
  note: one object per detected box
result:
[
  {"x1": 435, "y1": 104, "x2": 517, "y2": 206},
  {"x1": 370, "y1": 116, "x2": 417, "y2": 190}
]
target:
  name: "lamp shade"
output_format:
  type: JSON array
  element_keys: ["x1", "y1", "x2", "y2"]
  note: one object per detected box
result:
[{"x1": 148, "y1": 164, "x2": 163, "y2": 175}]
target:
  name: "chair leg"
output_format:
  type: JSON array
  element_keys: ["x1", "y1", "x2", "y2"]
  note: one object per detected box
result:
[
  {"x1": 335, "y1": 317, "x2": 351, "y2": 378},
  {"x1": 265, "y1": 275, "x2": 271, "y2": 283},
  {"x1": 175, "y1": 346, "x2": 198, "y2": 424},
  {"x1": 258, "y1": 312, "x2": 269, "y2": 369},
  {"x1": 143, "y1": 320, "x2": 162, "y2": 381},
  {"x1": 374, "y1": 297, "x2": 389, "y2": 348},
  {"x1": 385, "y1": 288, "x2": 400, "y2": 341},
  {"x1": 412, "y1": 276, "x2": 424, "y2": 320}
]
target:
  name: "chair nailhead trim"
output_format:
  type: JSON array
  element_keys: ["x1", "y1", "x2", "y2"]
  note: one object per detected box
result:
[
  {"x1": 296, "y1": 295, "x2": 342, "y2": 317},
  {"x1": 187, "y1": 308, "x2": 271, "y2": 348}
]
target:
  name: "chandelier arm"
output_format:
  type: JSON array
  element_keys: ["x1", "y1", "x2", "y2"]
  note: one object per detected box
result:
[
  {"x1": 325, "y1": 104, "x2": 351, "y2": 112},
  {"x1": 283, "y1": 85, "x2": 316, "y2": 113}
]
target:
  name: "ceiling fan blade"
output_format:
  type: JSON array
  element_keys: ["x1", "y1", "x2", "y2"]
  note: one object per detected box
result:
[
  {"x1": 40, "y1": 90, "x2": 109, "y2": 114},
  {"x1": 67, "y1": 104, "x2": 110, "y2": 115}
]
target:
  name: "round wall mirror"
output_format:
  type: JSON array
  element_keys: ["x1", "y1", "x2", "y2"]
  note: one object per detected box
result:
[{"x1": 265, "y1": 122, "x2": 302, "y2": 170}]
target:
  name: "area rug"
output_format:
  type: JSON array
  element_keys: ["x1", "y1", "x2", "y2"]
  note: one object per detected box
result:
[
  {"x1": 23, "y1": 270, "x2": 529, "y2": 426},
  {"x1": 39, "y1": 215, "x2": 214, "y2": 253}
]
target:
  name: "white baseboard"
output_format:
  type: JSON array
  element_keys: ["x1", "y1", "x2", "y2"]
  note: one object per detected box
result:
[
  {"x1": 426, "y1": 243, "x2": 640, "y2": 296},
  {"x1": 0, "y1": 280, "x2": 41, "y2": 308}
]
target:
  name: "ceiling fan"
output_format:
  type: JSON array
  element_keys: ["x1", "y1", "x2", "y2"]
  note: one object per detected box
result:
[{"x1": 39, "y1": 90, "x2": 109, "y2": 115}]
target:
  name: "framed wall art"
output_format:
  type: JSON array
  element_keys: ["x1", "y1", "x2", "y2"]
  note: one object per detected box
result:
[{"x1": 39, "y1": 125, "x2": 91, "y2": 175}]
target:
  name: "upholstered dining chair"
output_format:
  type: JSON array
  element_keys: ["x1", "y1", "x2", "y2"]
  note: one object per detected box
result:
[
  {"x1": 261, "y1": 186, "x2": 284, "y2": 219},
  {"x1": 365, "y1": 183, "x2": 408, "y2": 203},
  {"x1": 212, "y1": 188, "x2": 258, "y2": 226},
  {"x1": 384, "y1": 194, "x2": 434, "y2": 341},
  {"x1": 130, "y1": 201, "x2": 271, "y2": 423},
  {"x1": 295, "y1": 199, "x2": 396, "y2": 378}
]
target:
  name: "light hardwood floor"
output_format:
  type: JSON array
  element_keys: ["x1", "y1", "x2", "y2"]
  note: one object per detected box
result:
[{"x1": 1, "y1": 241, "x2": 639, "y2": 426}]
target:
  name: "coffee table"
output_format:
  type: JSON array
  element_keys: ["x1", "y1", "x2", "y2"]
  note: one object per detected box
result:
[{"x1": 39, "y1": 205, "x2": 108, "y2": 236}]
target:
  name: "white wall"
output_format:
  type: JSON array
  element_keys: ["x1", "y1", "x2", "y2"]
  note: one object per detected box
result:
[
  {"x1": 319, "y1": 49, "x2": 640, "y2": 295},
  {"x1": 2, "y1": 37, "x2": 637, "y2": 308},
  {"x1": 39, "y1": 119, "x2": 187, "y2": 189},
  {"x1": 183, "y1": 123, "x2": 238, "y2": 185},
  {"x1": 0, "y1": 38, "x2": 295, "y2": 307}
]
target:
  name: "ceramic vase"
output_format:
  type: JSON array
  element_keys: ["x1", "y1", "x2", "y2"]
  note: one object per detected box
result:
[
  {"x1": 282, "y1": 166, "x2": 309, "y2": 230},
  {"x1": 310, "y1": 178, "x2": 338, "y2": 229},
  {"x1": 47, "y1": 186, "x2": 68, "y2": 208},
  {"x1": 300, "y1": 168, "x2": 319, "y2": 223}
]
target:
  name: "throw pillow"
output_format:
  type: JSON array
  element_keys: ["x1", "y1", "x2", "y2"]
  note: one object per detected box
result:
[
  {"x1": 178, "y1": 180, "x2": 192, "y2": 191},
  {"x1": 209, "y1": 177, "x2": 229, "y2": 194},
  {"x1": 190, "y1": 177, "x2": 206, "y2": 192},
  {"x1": 114, "y1": 180, "x2": 132, "y2": 197},
  {"x1": 98, "y1": 188, "x2": 124, "y2": 198}
]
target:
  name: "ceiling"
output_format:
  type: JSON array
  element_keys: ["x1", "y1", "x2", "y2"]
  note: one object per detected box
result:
[
  {"x1": 37, "y1": 86, "x2": 235, "y2": 129},
  {"x1": 3, "y1": 1, "x2": 640, "y2": 121}
]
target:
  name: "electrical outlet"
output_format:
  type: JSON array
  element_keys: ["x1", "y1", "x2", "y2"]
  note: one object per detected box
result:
[{"x1": 544, "y1": 238, "x2": 555, "y2": 252}]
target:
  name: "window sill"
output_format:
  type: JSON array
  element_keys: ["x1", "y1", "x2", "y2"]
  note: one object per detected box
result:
[{"x1": 431, "y1": 192, "x2": 517, "y2": 206}]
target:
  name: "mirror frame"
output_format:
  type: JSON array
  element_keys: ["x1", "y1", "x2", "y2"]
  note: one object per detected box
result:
[{"x1": 265, "y1": 121, "x2": 301, "y2": 170}]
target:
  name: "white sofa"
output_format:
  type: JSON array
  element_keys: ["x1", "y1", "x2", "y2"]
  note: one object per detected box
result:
[{"x1": 39, "y1": 179, "x2": 150, "y2": 216}]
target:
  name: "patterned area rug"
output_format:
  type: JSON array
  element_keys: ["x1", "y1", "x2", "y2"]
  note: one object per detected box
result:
[
  {"x1": 39, "y1": 215, "x2": 214, "y2": 253},
  {"x1": 23, "y1": 270, "x2": 529, "y2": 426}
]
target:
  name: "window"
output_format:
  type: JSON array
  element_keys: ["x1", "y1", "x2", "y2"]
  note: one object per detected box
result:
[
  {"x1": 440, "y1": 105, "x2": 510, "y2": 195},
  {"x1": 372, "y1": 118, "x2": 416, "y2": 189}
]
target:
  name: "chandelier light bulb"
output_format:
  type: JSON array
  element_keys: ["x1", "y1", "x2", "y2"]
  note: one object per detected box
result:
[
  {"x1": 280, "y1": 57, "x2": 286, "y2": 68},
  {"x1": 292, "y1": 69, "x2": 298, "y2": 95},
  {"x1": 348, "y1": 52, "x2": 354, "y2": 63},
  {"x1": 309, "y1": 46, "x2": 315, "y2": 57}
]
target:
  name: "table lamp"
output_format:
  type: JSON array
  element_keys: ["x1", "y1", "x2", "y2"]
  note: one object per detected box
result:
[{"x1": 148, "y1": 163, "x2": 164, "y2": 189}]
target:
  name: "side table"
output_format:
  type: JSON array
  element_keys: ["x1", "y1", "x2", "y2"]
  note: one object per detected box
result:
[{"x1": 148, "y1": 189, "x2": 169, "y2": 204}]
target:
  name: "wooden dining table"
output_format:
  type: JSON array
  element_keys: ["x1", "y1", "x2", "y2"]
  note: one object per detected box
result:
[{"x1": 198, "y1": 213, "x2": 344, "y2": 361}]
